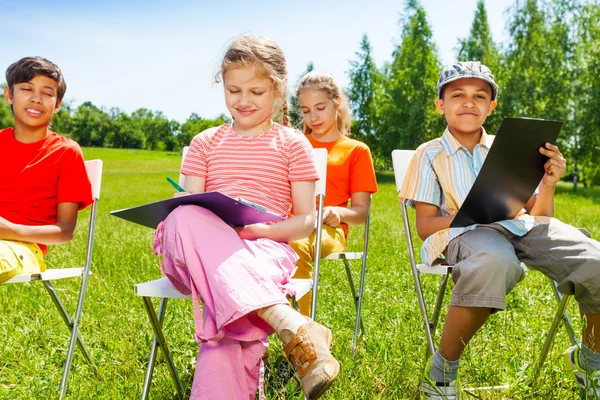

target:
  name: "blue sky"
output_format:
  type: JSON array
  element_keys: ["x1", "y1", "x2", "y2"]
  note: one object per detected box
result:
[{"x1": 1, "y1": 0, "x2": 514, "y2": 122}]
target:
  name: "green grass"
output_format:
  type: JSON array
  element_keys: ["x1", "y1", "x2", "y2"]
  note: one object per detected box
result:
[{"x1": 1, "y1": 147, "x2": 599, "y2": 399}]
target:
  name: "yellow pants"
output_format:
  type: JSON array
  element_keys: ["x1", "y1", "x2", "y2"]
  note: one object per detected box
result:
[
  {"x1": 289, "y1": 225, "x2": 347, "y2": 316},
  {"x1": 0, "y1": 240, "x2": 46, "y2": 283}
]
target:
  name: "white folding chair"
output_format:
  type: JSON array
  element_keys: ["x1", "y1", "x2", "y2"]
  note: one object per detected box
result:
[
  {"x1": 1, "y1": 159, "x2": 103, "y2": 399},
  {"x1": 136, "y1": 147, "x2": 315, "y2": 399},
  {"x1": 391, "y1": 149, "x2": 577, "y2": 385},
  {"x1": 310, "y1": 148, "x2": 372, "y2": 353}
]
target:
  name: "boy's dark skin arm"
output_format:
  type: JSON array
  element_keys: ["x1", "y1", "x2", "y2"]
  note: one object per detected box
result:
[
  {"x1": 0, "y1": 202, "x2": 79, "y2": 244},
  {"x1": 416, "y1": 143, "x2": 566, "y2": 240},
  {"x1": 525, "y1": 143, "x2": 566, "y2": 217},
  {"x1": 415, "y1": 202, "x2": 455, "y2": 241}
]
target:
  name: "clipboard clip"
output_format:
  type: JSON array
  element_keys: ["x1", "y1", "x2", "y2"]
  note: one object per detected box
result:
[{"x1": 235, "y1": 197, "x2": 267, "y2": 212}]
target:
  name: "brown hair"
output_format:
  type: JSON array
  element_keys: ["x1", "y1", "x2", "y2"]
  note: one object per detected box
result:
[
  {"x1": 215, "y1": 36, "x2": 289, "y2": 126},
  {"x1": 6, "y1": 57, "x2": 67, "y2": 105},
  {"x1": 296, "y1": 71, "x2": 351, "y2": 136}
]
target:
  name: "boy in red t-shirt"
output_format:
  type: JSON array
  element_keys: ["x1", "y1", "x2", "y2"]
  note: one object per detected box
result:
[{"x1": 0, "y1": 57, "x2": 92, "y2": 282}]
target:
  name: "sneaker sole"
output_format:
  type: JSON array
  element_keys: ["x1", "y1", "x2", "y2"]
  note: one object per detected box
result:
[{"x1": 307, "y1": 358, "x2": 340, "y2": 400}]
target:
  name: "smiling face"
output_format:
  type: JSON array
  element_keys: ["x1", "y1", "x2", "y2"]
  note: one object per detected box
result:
[
  {"x1": 298, "y1": 87, "x2": 341, "y2": 142},
  {"x1": 223, "y1": 65, "x2": 277, "y2": 136},
  {"x1": 435, "y1": 78, "x2": 497, "y2": 137},
  {"x1": 4, "y1": 74, "x2": 61, "y2": 131}
]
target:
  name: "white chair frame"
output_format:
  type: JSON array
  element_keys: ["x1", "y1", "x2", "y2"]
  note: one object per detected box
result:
[
  {"x1": 310, "y1": 147, "x2": 371, "y2": 353},
  {"x1": 135, "y1": 147, "x2": 317, "y2": 399},
  {"x1": 1, "y1": 159, "x2": 103, "y2": 399},
  {"x1": 391, "y1": 149, "x2": 578, "y2": 386}
]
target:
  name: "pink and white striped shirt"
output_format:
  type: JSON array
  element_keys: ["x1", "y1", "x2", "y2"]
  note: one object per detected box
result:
[{"x1": 181, "y1": 123, "x2": 319, "y2": 217}]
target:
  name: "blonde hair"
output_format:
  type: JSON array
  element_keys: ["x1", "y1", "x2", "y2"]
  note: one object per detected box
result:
[
  {"x1": 296, "y1": 71, "x2": 352, "y2": 136},
  {"x1": 215, "y1": 36, "x2": 289, "y2": 126}
]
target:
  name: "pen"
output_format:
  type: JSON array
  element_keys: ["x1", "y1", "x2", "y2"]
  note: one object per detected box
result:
[{"x1": 166, "y1": 177, "x2": 186, "y2": 192}]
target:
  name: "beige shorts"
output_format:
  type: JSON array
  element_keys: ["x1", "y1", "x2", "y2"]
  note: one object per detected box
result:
[{"x1": 447, "y1": 220, "x2": 600, "y2": 313}]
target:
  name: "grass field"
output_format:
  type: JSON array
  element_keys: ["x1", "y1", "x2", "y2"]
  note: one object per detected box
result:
[{"x1": 1, "y1": 147, "x2": 599, "y2": 399}]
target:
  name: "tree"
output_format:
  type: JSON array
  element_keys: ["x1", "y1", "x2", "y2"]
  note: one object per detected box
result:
[
  {"x1": 0, "y1": 84, "x2": 13, "y2": 129},
  {"x1": 288, "y1": 62, "x2": 314, "y2": 130},
  {"x1": 456, "y1": 0, "x2": 504, "y2": 134},
  {"x1": 51, "y1": 102, "x2": 73, "y2": 136},
  {"x1": 131, "y1": 108, "x2": 176, "y2": 151},
  {"x1": 178, "y1": 113, "x2": 230, "y2": 150},
  {"x1": 105, "y1": 112, "x2": 145, "y2": 149},
  {"x1": 69, "y1": 101, "x2": 111, "y2": 147},
  {"x1": 347, "y1": 34, "x2": 384, "y2": 160},
  {"x1": 572, "y1": 0, "x2": 600, "y2": 187},
  {"x1": 500, "y1": 0, "x2": 548, "y2": 119},
  {"x1": 381, "y1": 0, "x2": 442, "y2": 159}
]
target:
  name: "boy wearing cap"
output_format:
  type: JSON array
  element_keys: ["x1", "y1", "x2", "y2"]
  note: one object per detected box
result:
[
  {"x1": 399, "y1": 61, "x2": 600, "y2": 399},
  {"x1": 0, "y1": 57, "x2": 92, "y2": 282}
]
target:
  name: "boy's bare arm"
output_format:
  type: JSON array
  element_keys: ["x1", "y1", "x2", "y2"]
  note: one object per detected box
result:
[
  {"x1": 415, "y1": 201, "x2": 455, "y2": 240},
  {"x1": 526, "y1": 143, "x2": 566, "y2": 218},
  {"x1": 0, "y1": 202, "x2": 79, "y2": 244}
]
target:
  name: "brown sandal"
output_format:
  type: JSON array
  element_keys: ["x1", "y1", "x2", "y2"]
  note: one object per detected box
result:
[{"x1": 281, "y1": 320, "x2": 340, "y2": 399}]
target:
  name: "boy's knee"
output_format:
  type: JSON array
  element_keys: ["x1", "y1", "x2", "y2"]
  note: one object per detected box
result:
[{"x1": 460, "y1": 251, "x2": 523, "y2": 288}]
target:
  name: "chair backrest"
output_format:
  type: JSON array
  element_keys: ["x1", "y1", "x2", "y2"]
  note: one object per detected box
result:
[
  {"x1": 84, "y1": 160, "x2": 103, "y2": 200},
  {"x1": 392, "y1": 149, "x2": 416, "y2": 194},
  {"x1": 178, "y1": 146, "x2": 190, "y2": 187},
  {"x1": 313, "y1": 148, "x2": 327, "y2": 197}
]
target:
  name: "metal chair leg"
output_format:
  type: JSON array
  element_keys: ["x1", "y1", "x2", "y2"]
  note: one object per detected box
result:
[
  {"x1": 550, "y1": 281, "x2": 578, "y2": 346},
  {"x1": 142, "y1": 296, "x2": 185, "y2": 399},
  {"x1": 342, "y1": 256, "x2": 366, "y2": 337},
  {"x1": 423, "y1": 274, "x2": 450, "y2": 362},
  {"x1": 141, "y1": 298, "x2": 172, "y2": 400},
  {"x1": 43, "y1": 280, "x2": 98, "y2": 400},
  {"x1": 532, "y1": 293, "x2": 571, "y2": 383}
]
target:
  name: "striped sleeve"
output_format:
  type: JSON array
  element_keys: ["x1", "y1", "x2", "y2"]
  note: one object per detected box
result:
[
  {"x1": 180, "y1": 127, "x2": 218, "y2": 178},
  {"x1": 398, "y1": 147, "x2": 442, "y2": 209},
  {"x1": 287, "y1": 132, "x2": 319, "y2": 181}
]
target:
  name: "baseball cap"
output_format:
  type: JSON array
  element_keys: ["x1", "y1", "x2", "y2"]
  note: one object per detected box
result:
[{"x1": 437, "y1": 61, "x2": 498, "y2": 100}]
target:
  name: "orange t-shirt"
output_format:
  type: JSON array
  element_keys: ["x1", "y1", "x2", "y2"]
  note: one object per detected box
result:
[
  {"x1": 0, "y1": 128, "x2": 93, "y2": 253},
  {"x1": 306, "y1": 135, "x2": 378, "y2": 235}
]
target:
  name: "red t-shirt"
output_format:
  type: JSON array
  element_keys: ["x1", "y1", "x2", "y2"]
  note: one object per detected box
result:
[{"x1": 0, "y1": 128, "x2": 93, "y2": 253}]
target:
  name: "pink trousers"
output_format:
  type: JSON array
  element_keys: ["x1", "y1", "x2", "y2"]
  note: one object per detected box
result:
[{"x1": 154, "y1": 205, "x2": 298, "y2": 399}]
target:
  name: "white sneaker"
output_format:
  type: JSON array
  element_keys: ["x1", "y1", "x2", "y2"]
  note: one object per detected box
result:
[
  {"x1": 564, "y1": 344, "x2": 600, "y2": 398},
  {"x1": 420, "y1": 357, "x2": 460, "y2": 400}
]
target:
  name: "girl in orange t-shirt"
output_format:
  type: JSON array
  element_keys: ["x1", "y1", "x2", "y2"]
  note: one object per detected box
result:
[{"x1": 290, "y1": 71, "x2": 378, "y2": 316}]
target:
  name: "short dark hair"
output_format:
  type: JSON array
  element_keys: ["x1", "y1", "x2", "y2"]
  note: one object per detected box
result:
[{"x1": 5, "y1": 57, "x2": 67, "y2": 104}]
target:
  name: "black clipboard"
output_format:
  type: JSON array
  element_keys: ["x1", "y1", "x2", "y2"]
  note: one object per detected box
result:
[
  {"x1": 450, "y1": 117, "x2": 563, "y2": 228},
  {"x1": 111, "y1": 191, "x2": 284, "y2": 229}
]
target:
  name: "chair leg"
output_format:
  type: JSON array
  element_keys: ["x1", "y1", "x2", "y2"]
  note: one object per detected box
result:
[
  {"x1": 342, "y1": 256, "x2": 366, "y2": 337},
  {"x1": 532, "y1": 293, "x2": 571, "y2": 383},
  {"x1": 42, "y1": 280, "x2": 98, "y2": 399},
  {"x1": 141, "y1": 296, "x2": 185, "y2": 399},
  {"x1": 550, "y1": 281, "x2": 578, "y2": 346},
  {"x1": 424, "y1": 274, "x2": 450, "y2": 362},
  {"x1": 352, "y1": 252, "x2": 369, "y2": 355},
  {"x1": 141, "y1": 298, "x2": 173, "y2": 400}
]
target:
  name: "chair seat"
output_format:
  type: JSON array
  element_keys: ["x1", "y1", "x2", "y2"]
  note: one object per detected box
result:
[
  {"x1": 2, "y1": 268, "x2": 86, "y2": 284},
  {"x1": 417, "y1": 263, "x2": 527, "y2": 275},
  {"x1": 135, "y1": 277, "x2": 313, "y2": 300},
  {"x1": 323, "y1": 252, "x2": 363, "y2": 260},
  {"x1": 417, "y1": 264, "x2": 452, "y2": 275}
]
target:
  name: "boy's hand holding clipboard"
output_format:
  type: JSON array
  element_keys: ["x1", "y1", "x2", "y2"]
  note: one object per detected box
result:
[{"x1": 450, "y1": 117, "x2": 563, "y2": 228}]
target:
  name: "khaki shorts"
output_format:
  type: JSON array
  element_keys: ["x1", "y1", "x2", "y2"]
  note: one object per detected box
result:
[{"x1": 0, "y1": 240, "x2": 46, "y2": 283}]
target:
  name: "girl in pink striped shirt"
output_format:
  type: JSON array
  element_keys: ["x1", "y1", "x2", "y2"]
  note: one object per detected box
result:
[{"x1": 154, "y1": 36, "x2": 340, "y2": 400}]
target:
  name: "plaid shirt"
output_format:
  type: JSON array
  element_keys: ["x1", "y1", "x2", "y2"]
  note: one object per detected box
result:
[{"x1": 399, "y1": 127, "x2": 551, "y2": 265}]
